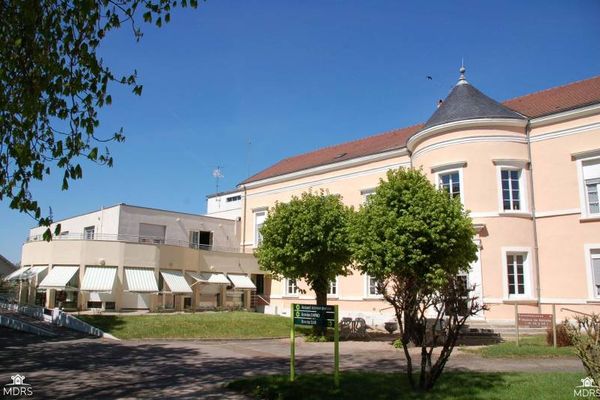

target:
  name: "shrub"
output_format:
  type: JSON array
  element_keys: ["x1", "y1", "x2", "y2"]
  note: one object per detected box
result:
[
  {"x1": 566, "y1": 314, "x2": 600, "y2": 385},
  {"x1": 546, "y1": 321, "x2": 573, "y2": 347}
]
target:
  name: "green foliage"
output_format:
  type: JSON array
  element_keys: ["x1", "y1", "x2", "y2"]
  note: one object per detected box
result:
[
  {"x1": 566, "y1": 314, "x2": 600, "y2": 385},
  {"x1": 349, "y1": 168, "x2": 477, "y2": 290},
  {"x1": 348, "y1": 168, "x2": 480, "y2": 391},
  {"x1": 547, "y1": 321, "x2": 574, "y2": 347},
  {"x1": 227, "y1": 371, "x2": 582, "y2": 400},
  {"x1": 255, "y1": 191, "x2": 353, "y2": 304},
  {"x1": 0, "y1": 0, "x2": 199, "y2": 234}
]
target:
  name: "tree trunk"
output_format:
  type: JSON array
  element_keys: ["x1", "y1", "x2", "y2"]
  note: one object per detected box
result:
[{"x1": 314, "y1": 288, "x2": 328, "y2": 337}]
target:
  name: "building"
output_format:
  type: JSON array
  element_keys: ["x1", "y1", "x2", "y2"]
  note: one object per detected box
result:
[
  {"x1": 0, "y1": 254, "x2": 17, "y2": 277},
  {"x1": 206, "y1": 189, "x2": 244, "y2": 220},
  {"x1": 234, "y1": 69, "x2": 600, "y2": 324},
  {"x1": 13, "y1": 204, "x2": 267, "y2": 312}
]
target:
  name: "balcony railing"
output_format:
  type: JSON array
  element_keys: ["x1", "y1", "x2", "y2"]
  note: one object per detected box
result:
[{"x1": 25, "y1": 232, "x2": 242, "y2": 253}]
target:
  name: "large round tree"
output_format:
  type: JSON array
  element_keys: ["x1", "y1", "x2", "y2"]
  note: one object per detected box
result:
[
  {"x1": 255, "y1": 190, "x2": 353, "y2": 307},
  {"x1": 349, "y1": 168, "x2": 483, "y2": 390}
]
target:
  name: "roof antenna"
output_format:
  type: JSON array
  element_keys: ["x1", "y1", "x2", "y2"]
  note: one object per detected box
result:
[{"x1": 212, "y1": 166, "x2": 224, "y2": 204}]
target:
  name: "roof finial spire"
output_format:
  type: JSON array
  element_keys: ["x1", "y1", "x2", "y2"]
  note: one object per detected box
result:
[{"x1": 457, "y1": 59, "x2": 468, "y2": 85}]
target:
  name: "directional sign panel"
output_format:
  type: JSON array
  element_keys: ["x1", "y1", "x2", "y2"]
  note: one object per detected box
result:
[{"x1": 293, "y1": 304, "x2": 335, "y2": 327}]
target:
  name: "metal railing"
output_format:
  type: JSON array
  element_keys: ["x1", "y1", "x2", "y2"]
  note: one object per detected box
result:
[{"x1": 25, "y1": 232, "x2": 242, "y2": 253}]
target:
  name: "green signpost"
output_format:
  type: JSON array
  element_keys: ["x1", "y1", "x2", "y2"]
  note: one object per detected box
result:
[{"x1": 290, "y1": 303, "x2": 340, "y2": 387}]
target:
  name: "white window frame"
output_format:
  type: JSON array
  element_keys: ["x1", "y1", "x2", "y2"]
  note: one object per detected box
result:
[
  {"x1": 284, "y1": 278, "x2": 298, "y2": 297},
  {"x1": 327, "y1": 277, "x2": 339, "y2": 297},
  {"x1": 584, "y1": 244, "x2": 600, "y2": 300},
  {"x1": 575, "y1": 151, "x2": 600, "y2": 219},
  {"x1": 433, "y1": 165, "x2": 465, "y2": 204},
  {"x1": 253, "y1": 209, "x2": 267, "y2": 247},
  {"x1": 84, "y1": 226, "x2": 95, "y2": 240},
  {"x1": 494, "y1": 160, "x2": 529, "y2": 214},
  {"x1": 360, "y1": 188, "x2": 376, "y2": 204},
  {"x1": 364, "y1": 274, "x2": 383, "y2": 298},
  {"x1": 501, "y1": 247, "x2": 532, "y2": 300}
]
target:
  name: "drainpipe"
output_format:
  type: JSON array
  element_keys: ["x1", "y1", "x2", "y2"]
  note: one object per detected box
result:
[
  {"x1": 525, "y1": 121, "x2": 543, "y2": 312},
  {"x1": 241, "y1": 185, "x2": 247, "y2": 253}
]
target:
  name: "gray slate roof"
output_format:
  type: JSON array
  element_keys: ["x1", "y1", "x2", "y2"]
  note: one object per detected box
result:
[{"x1": 424, "y1": 80, "x2": 526, "y2": 130}]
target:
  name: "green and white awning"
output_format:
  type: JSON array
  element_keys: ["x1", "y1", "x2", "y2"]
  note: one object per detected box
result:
[
  {"x1": 38, "y1": 266, "x2": 79, "y2": 289},
  {"x1": 80, "y1": 266, "x2": 117, "y2": 292},
  {"x1": 227, "y1": 274, "x2": 256, "y2": 289},
  {"x1": 160, "y1": 270, "x2": 193, "y2": 294},
  {"x1": 124, "y1": 268, "x2": 158, "y2": 293},
  {"x1": 188, "y1": 272, "x2": 230, "y2": 285}
]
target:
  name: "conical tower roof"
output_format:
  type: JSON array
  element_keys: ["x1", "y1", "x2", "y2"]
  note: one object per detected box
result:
[{"x1": 423, "y1": 67, "x2": 526, "y2": 130}]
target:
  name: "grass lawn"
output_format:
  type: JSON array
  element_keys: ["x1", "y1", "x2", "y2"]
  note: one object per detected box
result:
[
  {"x1": 79, "y1": 312, "x2": 291, "y2": 339},
  {"x1": 227, "y1": 371, "x2": 583, "y2": 400},
  {"x1": 461, "y1": 335, "x2": 576, "y2": 358}
]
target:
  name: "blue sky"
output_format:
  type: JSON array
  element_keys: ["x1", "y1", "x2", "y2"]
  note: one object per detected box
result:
[{"x1": 2, "y1": 0, "x2": 600, "y2": 263}]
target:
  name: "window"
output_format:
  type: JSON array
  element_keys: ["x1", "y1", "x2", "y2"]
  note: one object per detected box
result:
[
  {"x1": 226, "y1": 195, "x2": 242, "y2": 202},
  {"x1": 87, "y1": 301, "x2": 102, "y2": 309},
  {"x1": 84, "y1": 226, "x2": 95, "y2": 240},
  {"x1": 439, "y1": 171, "x2": 461, "y2": 200},
  {"x1": 139, "y1": 223, "x2": 166, "y2": 244},
  {"x1": 189, "y1": 230, "x2": 213, "y2": 250},
  {"x1": 328, "y1": 278, "x2": 338, "y2": 296},
  {"x1": 285, "y1": 279, "x2": 298, "y2": 296},
  {"x1": 591, "y1": 251, "x2": 600, "y2": 298},
  {"x1": 582, "y1": 159, "x2": 600, "y2": 216},
  {"x1": 360, "y1": 188, "x2": 376, "y2": 203},
  {"x1": 366, "y1": 275, "x2": 382, "y2": 297},
  {"x1": 506, "y1": 253, "x2": 527, "y2": 296},
  {"x1": 501, "y1": 169, "x2": 521, "y2": 211},
  {"x1": 105, "y1": 301, "x2": 116, "y2": 310},
  {"x1": 254, "y1": 211, "x2": 267, "y2": 246}
]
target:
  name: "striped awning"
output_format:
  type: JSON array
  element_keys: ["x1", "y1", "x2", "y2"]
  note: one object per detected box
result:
[
  {"x1": 80, "y1": 267, "x2": 117, "y2": 292},
  {"x1": 160, "y1": 270, "x2": 193, "y2": 294},
  {"x1": 187, "y1": 272, "x2": 230, "y2": 285},
  {"x1": 21, "y1": 266, "x2": 48, "y2": 280},
  {"x1": 227, "y1": 274, "x2": 256, "y2": 289},
  {"x1": 38, "y1": 266, "x2": 79, "y2": 289},
  {"x1": 4, "y1": 266, "x2": 31, "y2": 281},
  {"x1": 124, "y1": 268, "x2": 158, "y2": 292}
]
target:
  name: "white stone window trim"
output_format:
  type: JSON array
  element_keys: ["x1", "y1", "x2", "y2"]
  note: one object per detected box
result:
[
  {"x1": 574, "y1": 151, "x2": 600, "y2": 220},
  {"x1": 360, "y1": 187, "x2": 376, "y2": 204},
  {"x1": 495, "y1": 162, "x2": 529, "y2": 214},
  {"x1": 501, "y1": 247, "x2": 534, "y2": 301},
  {"x1": 327, "y1": 276, "x2": 340, "y2": 298},
  {"x1": 283, "y1": 278, "x2": 299, "y2": 297},
  {"x1": 584, "y1": 244, "x2": 600, "y2": 300},
  {"x1": 433, "y1": 164, "x2": 465, "y2": 205},
  {"x1": 253, "y1": 209, "x2": 267, "y2": 248},
  {"x1": 364, "y1": 274, "x2": 383, "y2": 299}
]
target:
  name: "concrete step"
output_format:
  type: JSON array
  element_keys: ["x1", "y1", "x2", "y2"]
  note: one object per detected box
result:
[{"x1": 0, "y1": 309, "x2": 90, "y2": 338}]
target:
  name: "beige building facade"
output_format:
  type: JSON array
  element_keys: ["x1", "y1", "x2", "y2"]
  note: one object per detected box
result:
[
  {"x1": 236, "y1": 70, "x2": 600, "y2": 325},
  {"x1": 14, "y1": 204, "x2": 265, "y2": 312}
]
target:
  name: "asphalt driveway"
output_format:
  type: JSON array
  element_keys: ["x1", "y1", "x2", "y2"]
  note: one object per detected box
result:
[{"x1": 0, "y1": 328, "x2": 584, "y2": 399}]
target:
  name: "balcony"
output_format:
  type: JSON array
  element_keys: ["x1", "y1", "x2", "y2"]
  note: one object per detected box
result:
[{"x1": 25, "y1": 232, "x2": 242, "y2": 253}]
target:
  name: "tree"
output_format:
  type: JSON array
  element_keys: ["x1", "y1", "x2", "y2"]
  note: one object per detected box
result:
[
  {"x1": 349, "y1": 168, "x2": 484, "y2": 391},
  {"x1": 0, "y1": 0, "x2": 199, "y2": 238},
  {"x1": 255, "y1": 191, "x2": 353, "y2": 308}
]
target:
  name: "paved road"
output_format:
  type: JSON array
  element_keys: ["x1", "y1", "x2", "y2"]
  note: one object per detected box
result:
[{"x1": 0, "y1": 328, "x2": 584, "y2": 399}]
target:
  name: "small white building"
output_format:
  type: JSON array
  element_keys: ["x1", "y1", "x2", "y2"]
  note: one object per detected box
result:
[
  {"x1": 13, "y1": 204, "x2": 269, "y2": 312},
  {"x1": 206, "y1": 190, "x2": 243, "y2": 220}
]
